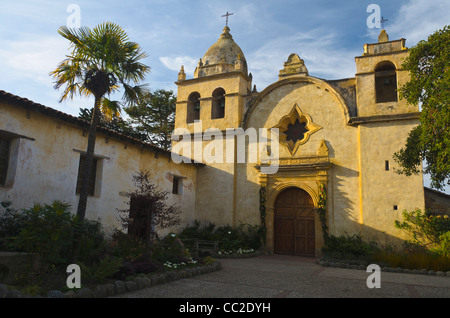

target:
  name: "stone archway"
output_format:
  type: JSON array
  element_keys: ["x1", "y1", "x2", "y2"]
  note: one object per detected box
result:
[{"x1": 274, "y1": 187, "x2": 316, "y2": 257}]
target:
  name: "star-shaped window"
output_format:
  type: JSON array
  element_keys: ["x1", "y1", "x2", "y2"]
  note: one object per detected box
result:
[
  {"x1": 284, "y1": 119, "x2": 308, "y2": 144},
  {"x1": 273, "y1": 104, "x2": 322, "y2": 155}
]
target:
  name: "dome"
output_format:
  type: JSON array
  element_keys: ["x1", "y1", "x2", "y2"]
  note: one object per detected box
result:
[{"x1": 199, "y1": 26, "x2": 248, "y2": 76}]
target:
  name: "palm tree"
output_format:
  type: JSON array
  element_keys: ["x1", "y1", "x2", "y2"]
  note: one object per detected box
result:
[{"x1": 50, "y1": 22, "x2": 150, "y2": 259}]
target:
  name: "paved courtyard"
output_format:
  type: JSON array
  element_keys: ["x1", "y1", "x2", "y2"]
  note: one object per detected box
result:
[{"x1": 111, "y1": 254, "x2": 450, "y2": 298}]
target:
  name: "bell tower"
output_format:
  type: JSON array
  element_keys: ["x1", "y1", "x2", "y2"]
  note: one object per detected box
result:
[
  {"x1": 355, "y1": 29, "x2": 417, "y2": 116},
  {"x1": 172, "y1": 24, "x2": 253, "y2": 228},
  {"x1": 353, "y1": 29, "x2": 424, "y2": 239},
  {"x1": 174, "y1": 26, "x2": 252, "y2": 135}
]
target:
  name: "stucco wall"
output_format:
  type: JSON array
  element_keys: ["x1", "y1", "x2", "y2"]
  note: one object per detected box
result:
[
  {"x1": 244, "y1": 77, "x2": 361, "y2": 238},
  {"x1": 0, "y1": 100, "x2": 197, "y2": 236},
  {"x1": 358, "y1": 119, "x2": 425, "y2": 244}
]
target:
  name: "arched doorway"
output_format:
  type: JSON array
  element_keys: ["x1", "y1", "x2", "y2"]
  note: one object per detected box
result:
[{"x1": 274, "y1": 187, "x2": 316, "y2": 257}]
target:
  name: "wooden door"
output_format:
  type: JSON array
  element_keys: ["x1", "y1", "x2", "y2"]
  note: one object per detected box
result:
[
  {"x1": 127, "y1": 196, "x2": 153, "y2": 241},
  {"x1": 274, "y1": 188, "x2": 315, "y2": 256}
]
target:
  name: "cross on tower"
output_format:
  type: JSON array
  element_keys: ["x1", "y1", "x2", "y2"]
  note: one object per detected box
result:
[
  {"x1": 380, "y1": 17, "x2": 388, "y2": 29},
  {"x1": 222, "y1": 11, "x2": 233, "y2": 27}
]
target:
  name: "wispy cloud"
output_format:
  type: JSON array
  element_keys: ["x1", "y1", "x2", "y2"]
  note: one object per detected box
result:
[
  {"x1": 159, "y1": 56, "x2": 198, "y2": 76},
  {"x1": 247, "y1": 28, "x2": 359, "y2": 90},
  {"x1": 367, "y1": 0, "x2": 450, "y2": 45}
]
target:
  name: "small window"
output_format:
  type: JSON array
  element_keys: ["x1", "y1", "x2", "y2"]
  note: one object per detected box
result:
[
  {"x1": 393, "y1": 205, "x2": 398, "y2": 211},
  {"x1": 211, "y1": 88, "x2": 226, "y2": 119},
  {"x1": 187, "y1": 92, "x2": 201, "y2": 124},
  {"x1": 0, "y1": 137, "x2": 11, "y2": 186},
  {"x1": 375, "y1": 61, "x2": 398, "y2": 103},
  {"x1": 385, "y1": 160, "x2": 390, "y2": 171},
  {"x1": 172, "y1": 176, "x2": 183, "y2": 195},
  {"x1": 76, "y1": 155, "x2": 98, "y2": 196}
]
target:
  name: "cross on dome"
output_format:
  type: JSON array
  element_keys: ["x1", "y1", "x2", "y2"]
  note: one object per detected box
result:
[{"x1": 221, "y1": 11, "x2": 233, "y2": 27}]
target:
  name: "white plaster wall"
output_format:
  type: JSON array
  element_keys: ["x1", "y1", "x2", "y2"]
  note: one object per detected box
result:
[{"x1": 0, "y1": 101, "x2": 197, "y2": 236}]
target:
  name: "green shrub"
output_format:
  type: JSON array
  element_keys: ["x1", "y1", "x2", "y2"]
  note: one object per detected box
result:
[
  {"x1": 322, "y1": 233, "x2": 379, "y2": 260},
  {"x1": 1, "y1": 200, "x2": 106, "y2": 268},
  {"x1": 76, "y1": 219, "x2": 107, "y2": 265},
  {"x1": 431, "y1": 231, "x2": 450, "y2": 257},
  {"x1": 80, "y1": 255, "x2": 123, "y2": 283},
  {"x1": 178, "y1": 221, "x2": 264, "y2": 252},
  {"x1": 11, "y1": 201, "x2": 75, "y2": 266},
  {"x1": 152, "y1": 234, "x2": 190, "y2": 263},
  {"x1": 372, "y1": 250, "x2": 450, "y2": 272},
  {"x1": 0, "y1": 201, "x2": 27, "y2": 250},
  {"x1": 395, "y1": 209, "x2": 450, "y2": 251},
  {"x1": 110, "y1": 230, "x2": 150, "y2": 262}
]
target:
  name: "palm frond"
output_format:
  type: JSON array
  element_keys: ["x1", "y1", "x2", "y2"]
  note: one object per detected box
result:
[
  {"x1": 101, "y1": 98, "x2": 122, "y2": 121},
  {"x1": 51, "y1": 21, "x2": 150, "y2": 108},
  {"x1": 121, "y1": 83, "x2": 150, "y2": 107}
]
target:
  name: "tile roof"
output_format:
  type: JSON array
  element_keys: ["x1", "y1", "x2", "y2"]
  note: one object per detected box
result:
[{"x1": 0, "y1": 89, "x2": 170, "y2": 155}]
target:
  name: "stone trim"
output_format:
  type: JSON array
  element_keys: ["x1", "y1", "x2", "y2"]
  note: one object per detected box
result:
[{"x1": 347, "y1": 112, "x2": 420, "y2": 126}]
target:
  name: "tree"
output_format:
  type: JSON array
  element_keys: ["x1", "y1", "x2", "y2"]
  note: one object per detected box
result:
[
  {"x1": 394, "y1": 25, "x2": 450, "y2": 190},
  {"x1": 126, "y1": 89, "x2": 176, "y2": 150},
  {"x1": 118, "y1": 171, "x2": 181, "y2": 243},
  {"x1": 50, "y1": 22, "x2": 150, "y2": 259},
  {"x1": 78, "y1": 107, "x2": 147, "y2": 141}
]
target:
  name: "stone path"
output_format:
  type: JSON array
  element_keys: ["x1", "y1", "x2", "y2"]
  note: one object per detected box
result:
[{"x1": 111, "y1": 254, "x2": 450, "y2": 298}]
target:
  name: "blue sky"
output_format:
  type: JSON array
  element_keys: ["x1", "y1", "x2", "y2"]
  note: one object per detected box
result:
[{"x1": 1, "y1": 0, "x2": 449, "y2": 192}]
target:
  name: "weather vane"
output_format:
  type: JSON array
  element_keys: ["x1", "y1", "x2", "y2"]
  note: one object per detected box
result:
[
  {"x1": 380, "y1": 17, "x2": 388, "y2": 29},
  {"x1": 222, "y1": 11, "x2": 233, "y2": 27}
]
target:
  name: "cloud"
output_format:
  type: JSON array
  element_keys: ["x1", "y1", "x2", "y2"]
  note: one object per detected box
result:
[
  {"x1": 159, "y1": 56, "x2": 199, "y2": 75},
  {"x1": 247, "y1": 29, "x2": 359, "y2": 90},
  {"x1": 0, "y1": 36, "x2": 68, "y2": 85},
  {"x1": 388, "y1": 0, "x2": 450, "y2": 45}
]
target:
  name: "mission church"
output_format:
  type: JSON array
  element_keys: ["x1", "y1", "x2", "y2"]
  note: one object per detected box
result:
[{"x1": 0, "y1": 23, "x2": 433, "y2": 257}]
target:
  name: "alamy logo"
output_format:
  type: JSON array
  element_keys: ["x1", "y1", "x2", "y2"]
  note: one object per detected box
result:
[
  {"x1": 366, "y1": 264, "x2": 381, "y2": 288},
  {"x1": 66, "y1": 264, "x2": 81, "y2": 289},
  {"x1": 66, "y1": 4, "x2": 81, "y2": 28},
  {"x1": 171, "y1": 121, "x2": 280, "y2": 174},
  {"x1": 366, "y1": 4, "x2": 386, "y2": 29}
]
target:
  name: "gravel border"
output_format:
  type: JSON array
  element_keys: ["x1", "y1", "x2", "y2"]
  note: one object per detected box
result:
[{"x1": 0, "y1": 261, "x2": 222, "y2": 298}]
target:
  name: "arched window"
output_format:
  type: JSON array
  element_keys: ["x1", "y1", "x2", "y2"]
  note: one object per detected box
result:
[
  {"x1": 211, "y1": 88, "x2": 226, "y2": 119},
  {"x1": 187, "y1": 92, "x2": 200, "y2": 123},
  {"x1": 375, "y1": 61, "x2": 397, "y2": 103}
]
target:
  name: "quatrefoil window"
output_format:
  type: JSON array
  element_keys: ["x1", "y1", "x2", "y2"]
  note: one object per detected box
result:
[{"x1": 273, "y1": 104, "x2": 321, "y2": 155}]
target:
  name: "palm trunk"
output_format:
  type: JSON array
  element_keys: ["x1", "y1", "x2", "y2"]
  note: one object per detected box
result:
[{"x1": 72, "y1": 96, "x2": 101, "y2": 261}]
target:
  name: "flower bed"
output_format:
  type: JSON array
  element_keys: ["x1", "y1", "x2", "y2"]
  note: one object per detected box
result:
[{"x1": 216, "y1": 248, "x2": 262, "y2": 258}]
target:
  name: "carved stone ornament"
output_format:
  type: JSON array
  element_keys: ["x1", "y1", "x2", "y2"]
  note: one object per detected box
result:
[
  {"x1": 279, "y1": 53, "x2": 308, "y2": 78},
  {"x1": 273, "y1": 103, "x2": 322, "y2": 155}
]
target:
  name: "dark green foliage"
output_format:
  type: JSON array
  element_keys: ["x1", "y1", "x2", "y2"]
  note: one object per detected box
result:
[
  {"x1": 78, "y1": 107, "x2": 147, "y2": 141},
  {"x1": 80, "y1": 255, "x2": 123, "y2": 283},
  {"x1": 9, "y1": 201, "x2": 76, "y2": 266},
  {"x1": 0, "y1": 200, "x2": 106, "y2": 267},
  {"x1": 0, "y1": 201, "x2": 27, "y2": 250},
  {"x1": 125, "y1": 90, "x2": 176, "y2": 150},
  {"x1": 178, "y1": 221, "x2": 264, "y2": 251},
  {"x1": 110, "y1": 230, "x2": 149, "y2": 262},
  {"x1": 321, "y1": 233, "x2": 379, "y2": 260},
  {"x1": 152, "y1": 234, "x2": 190, "y2": 263},
  {"x1": 395, "y1": 25, "x2": 450, "y2": 190},
  {"x1": 395, "y1": 209, "x2": 450, "y2": 256}
]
